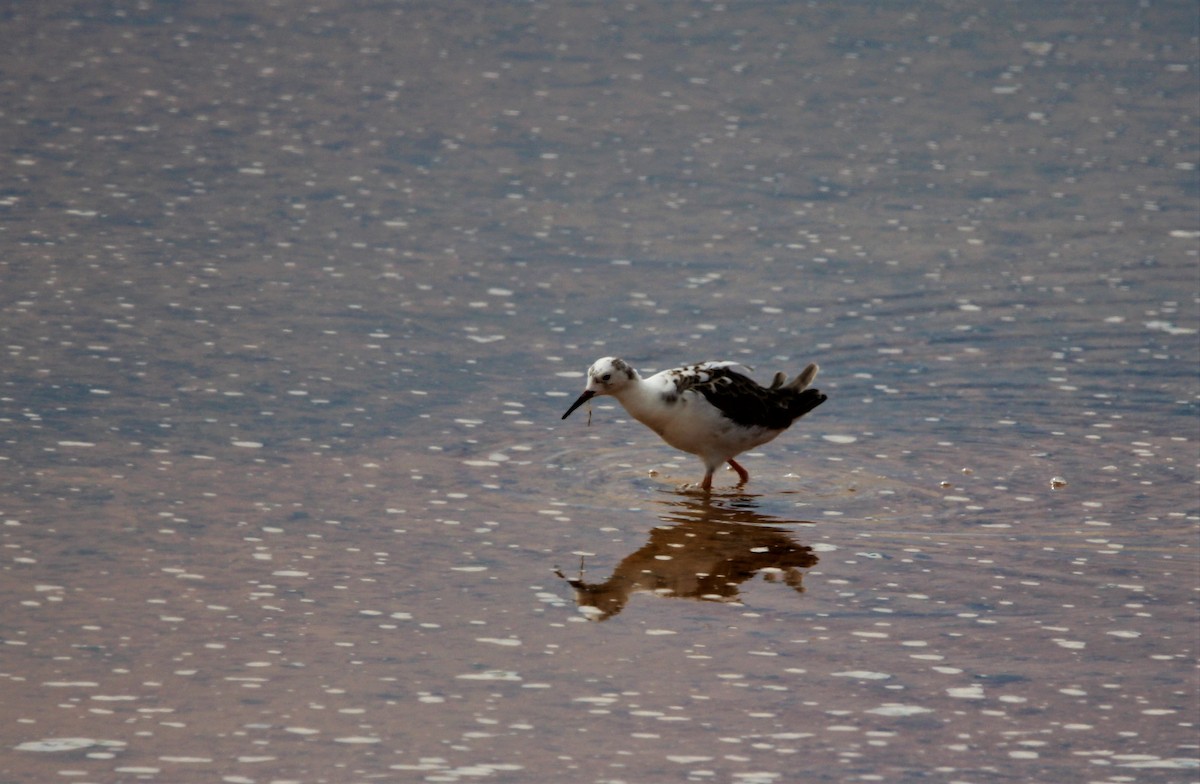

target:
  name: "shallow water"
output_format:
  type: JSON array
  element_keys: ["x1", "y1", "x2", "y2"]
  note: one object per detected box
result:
[{"x1": 1, "y1": 2, "x2": 1197, "y2": 783}]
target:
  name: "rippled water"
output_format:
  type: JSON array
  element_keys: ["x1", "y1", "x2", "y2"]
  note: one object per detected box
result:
[{"x1": 2, "y1": 2, "x2": 1196, "y2": 783}]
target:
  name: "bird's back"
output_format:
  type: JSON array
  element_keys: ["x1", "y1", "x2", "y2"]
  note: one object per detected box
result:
[{"x1": 691, "y1": 364, "x2": 826, "y2": 431}]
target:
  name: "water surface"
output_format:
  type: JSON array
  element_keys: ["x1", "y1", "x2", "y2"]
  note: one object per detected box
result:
[{"x1": 1, "y1": 2, "x2": 1196, "y2": 782}]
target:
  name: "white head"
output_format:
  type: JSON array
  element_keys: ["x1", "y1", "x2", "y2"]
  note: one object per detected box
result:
[{"x1": 561, "y1": 357, "x2": 639, "y2": 420}]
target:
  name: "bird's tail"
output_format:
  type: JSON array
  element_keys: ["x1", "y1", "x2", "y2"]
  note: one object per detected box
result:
[
  {"x1": 770, "y1": 363, "x2": 819, "y2": 391},
  {"x1": 772, "y1": 364, "x2": 825, "y2": 420},
  {"x1": 788, "y1": 388, "x2": 827, "y2": 419}
]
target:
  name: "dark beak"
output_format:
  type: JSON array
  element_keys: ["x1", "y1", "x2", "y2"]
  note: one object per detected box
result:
[{"x1": 562, "y1": 390, "x2": 595, "y2": 420}]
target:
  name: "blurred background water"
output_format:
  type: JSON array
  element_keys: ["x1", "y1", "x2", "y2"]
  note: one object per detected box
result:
[{"x1": 1, "y1": 2, "x2": 1196, "y2": 782}]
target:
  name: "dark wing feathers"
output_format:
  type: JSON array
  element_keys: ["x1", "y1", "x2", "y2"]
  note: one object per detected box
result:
[{"x1": 680, "y1": 365, "x2": 826, "y2": 430}]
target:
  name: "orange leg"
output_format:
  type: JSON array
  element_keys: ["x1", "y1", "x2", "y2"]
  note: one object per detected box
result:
[
  {"x1": 699, "y1": 470, "x2": 714, "y2": 490},
  {"x1": 727, "y1": 459, "x2": 750, "y2": 485}
]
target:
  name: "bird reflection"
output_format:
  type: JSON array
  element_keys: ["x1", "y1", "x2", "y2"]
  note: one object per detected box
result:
[{"x1": 556, "y1": 494, "x2": 819, "y2": 621}]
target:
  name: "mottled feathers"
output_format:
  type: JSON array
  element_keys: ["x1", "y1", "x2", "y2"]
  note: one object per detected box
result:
[{"x1": 666, "y1": 362, "x2": 826, "y2": 431}]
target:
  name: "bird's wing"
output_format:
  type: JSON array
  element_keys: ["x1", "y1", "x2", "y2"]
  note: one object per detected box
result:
[{"x1": 671, "y1": 363, "x2": 778, "y2": 428}]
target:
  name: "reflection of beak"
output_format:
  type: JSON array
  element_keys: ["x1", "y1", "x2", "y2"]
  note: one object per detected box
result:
[{"x1": 562, "y1": 390, "x2": 595, "y2": 420}]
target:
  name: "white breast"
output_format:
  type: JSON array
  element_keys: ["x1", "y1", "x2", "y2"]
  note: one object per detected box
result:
[{"x1": 615, "y1": 382, "x2": 781, "y2": 462}]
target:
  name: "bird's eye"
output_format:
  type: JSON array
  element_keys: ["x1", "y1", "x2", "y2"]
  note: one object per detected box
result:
[{"x1": 601, "y1": 373, "x2": 611, "y2": 382}]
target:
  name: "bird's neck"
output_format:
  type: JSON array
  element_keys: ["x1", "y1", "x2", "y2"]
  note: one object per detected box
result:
[{"x1": 612, "y1": 378, "x2": 669, "y2": 433}]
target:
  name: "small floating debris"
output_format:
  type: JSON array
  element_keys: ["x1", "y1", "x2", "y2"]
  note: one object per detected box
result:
[
  {"x1": 1144, "y1": 320, "x2": 1196, "y2": 335},
  {"x1": 1050, "y1": 476, "x2": 1067, "y2": 489},
  {"x1": 15, "y1": 738, "x2": 125, "y2": 753}
]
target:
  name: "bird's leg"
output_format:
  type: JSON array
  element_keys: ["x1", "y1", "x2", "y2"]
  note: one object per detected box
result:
[
  {"x1": 727, "y1": 459, "x2": 750, "y2": 485},
  {"x1": 699, "y1": 469, "x2": 715, "y2": 491}
]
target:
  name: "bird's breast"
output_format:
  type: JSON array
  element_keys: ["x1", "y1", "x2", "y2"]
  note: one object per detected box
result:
[{"x1": 623, "y1": 391, "x2": 778, "y2": 457}]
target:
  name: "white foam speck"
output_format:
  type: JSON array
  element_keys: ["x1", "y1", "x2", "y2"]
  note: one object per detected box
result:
[
  {"x1": 457, "y1": 670, "x2": 521, "y2": 681},
  {"x1": 1118, "y1": 757, "x2": 1200, "y2": 769},
  {"x1": 42, "y1": 681, "x2": 99, "y2": 688},
  {"x1": 865, "y1": 704, "x2": 932, "y2": 717},
  {"x1": 476, "y1": 638, "x2": 521, "y2": 646},
  {"x1": 16, "y1": 738, "x2": 124, "y2": 753}
]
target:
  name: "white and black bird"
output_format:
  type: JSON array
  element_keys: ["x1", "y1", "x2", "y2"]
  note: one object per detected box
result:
[{"x1": 562, "y1": 357, "x2": 827, "y2": 490}]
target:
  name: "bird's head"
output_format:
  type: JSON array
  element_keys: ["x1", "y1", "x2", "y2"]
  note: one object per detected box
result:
[{"x1": 561, "y1": 357, "x2": 638, "y2": 420}]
